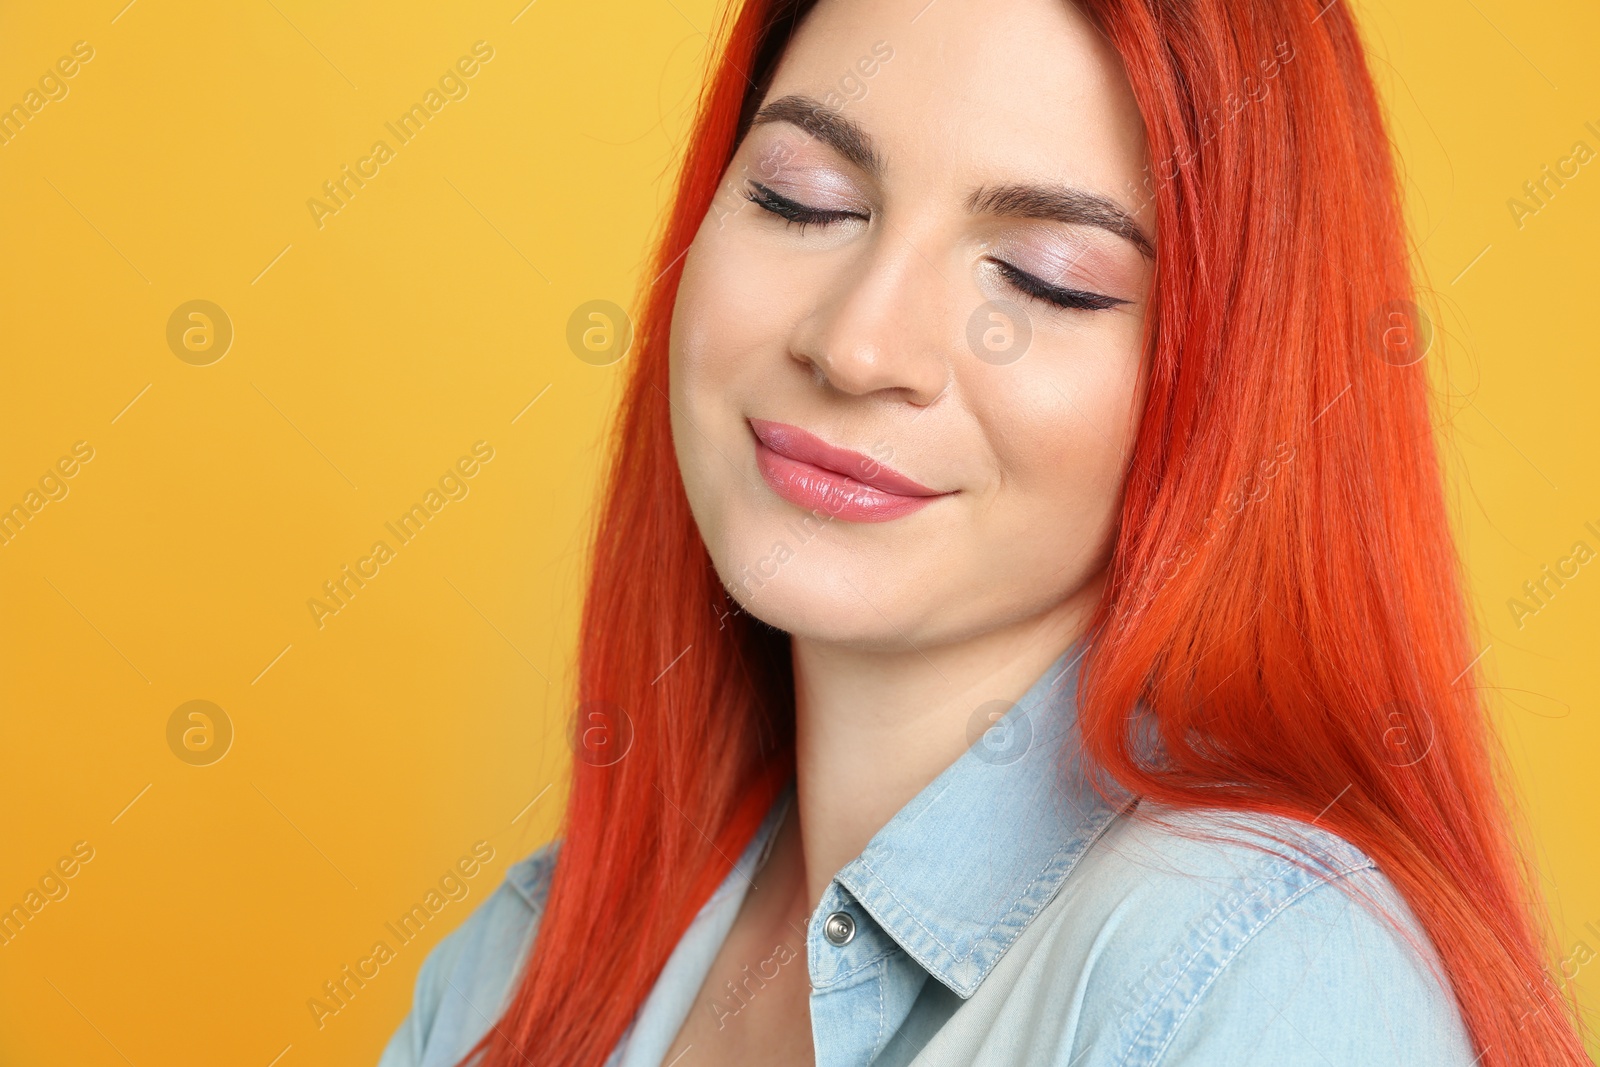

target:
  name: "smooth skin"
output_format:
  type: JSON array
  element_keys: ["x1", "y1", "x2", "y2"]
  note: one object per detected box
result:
[{"x1": 665, "y1": 0, "x2": 1155, "y2": 1061}]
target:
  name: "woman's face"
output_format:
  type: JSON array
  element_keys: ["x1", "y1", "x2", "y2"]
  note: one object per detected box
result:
[{"x1": 669, "y1": 0, "x2": 1154, "y2": 651}]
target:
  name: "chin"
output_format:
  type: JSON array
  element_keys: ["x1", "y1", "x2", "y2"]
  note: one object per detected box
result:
[
  {"x1": 742, "y1": 596, "x2": 919, "y2": 650},
  {"x1": 713, "y1": 543, "x2": 908, "y2": 646}
]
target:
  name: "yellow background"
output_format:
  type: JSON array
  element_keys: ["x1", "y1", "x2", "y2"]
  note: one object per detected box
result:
[{"x1": 0, "y1": 0, "x2": 1594, "y2": 1063}]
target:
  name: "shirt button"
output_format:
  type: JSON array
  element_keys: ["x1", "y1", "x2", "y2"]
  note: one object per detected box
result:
[{"x1": 823, "y1": 910, "x2": 856, "y2": 946}]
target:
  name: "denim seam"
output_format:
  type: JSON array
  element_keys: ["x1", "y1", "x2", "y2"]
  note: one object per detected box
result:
[
  {"x1": 1112, "y1": 831, "x2": 1354, "y2": 1058},
  {"x1": 853, "y1": 853, "x2": 1051, "y2": 961},
  {"x1": 850, "y1": 803, "x2": 1122, "y2": 992},
  {"x1": 874, "y1": 956, "x2": 887, "y2": 1060},
  {"x1": 1121, "y1": 857, "x2": 1377, "y2": 1067},
  {"x1": 816, "y1": 938, "x2": 905, "y2": 987},
  {"x1": 1114, "y1": 848, "x2": 1304, "y2": 1063}
]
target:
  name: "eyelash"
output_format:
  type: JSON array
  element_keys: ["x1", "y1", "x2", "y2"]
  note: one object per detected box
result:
[
  {"x1": 742, "y1": 180, "x2": 861, "y2": 235},
  {"x1": 988, "y1": 259, "x2": 1127, "y2": 313},
  {"x1": 741, "y1": 179, "x2": 1128, "y2": 313}
]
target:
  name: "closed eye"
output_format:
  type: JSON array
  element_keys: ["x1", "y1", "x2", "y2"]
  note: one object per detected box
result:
[
  {"x1": 744, "y1": 179, "x2": 1128, "y2": 312},
  {"x1": 988, "y1": 259, "x2": 1129, "y2": 312},
  {"x1": 743, "y1": 180, "x2": 865, "y2": 234}
]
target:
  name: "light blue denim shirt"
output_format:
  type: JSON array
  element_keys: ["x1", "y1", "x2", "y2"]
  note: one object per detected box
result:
[{"x1": 379, "y1": 641, "x2": 1478, "y2": 1065}]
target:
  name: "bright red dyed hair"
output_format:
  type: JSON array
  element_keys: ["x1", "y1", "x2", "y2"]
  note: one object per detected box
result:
[{"x1": 462, "y1": 1, "x2": 1591, "y2": 1064}]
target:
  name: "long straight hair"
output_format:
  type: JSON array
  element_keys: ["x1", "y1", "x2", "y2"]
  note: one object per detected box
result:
[{"x1": 462, "y1": 1, "x2": 1591, "y2": 1064}]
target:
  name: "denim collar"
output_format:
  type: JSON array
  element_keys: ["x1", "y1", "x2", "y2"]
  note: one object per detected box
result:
[{"x1": 807, "y1": 634, "x2": 1131, "y2": 999}]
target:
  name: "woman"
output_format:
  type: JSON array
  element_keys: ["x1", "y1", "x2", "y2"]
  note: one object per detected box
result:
[{"x1": 380, "y1": 0, "x2": 1591, "y2": 1063}]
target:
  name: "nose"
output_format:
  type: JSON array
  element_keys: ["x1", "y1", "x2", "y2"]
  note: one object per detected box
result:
[{"x1": 787, "y1": 229, "x2": 952, "y2": 408}]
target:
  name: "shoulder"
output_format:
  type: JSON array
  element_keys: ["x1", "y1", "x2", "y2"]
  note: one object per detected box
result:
[
  {"x1": 1040, "y1": 805, "x2": 1477, "y2": 1066},
  {"x1": 502, "y1": 838, "x2": 562, "y2": 912},
  {"x1": 377, "y1": 839, "x2": 562, "y2": 1067}
]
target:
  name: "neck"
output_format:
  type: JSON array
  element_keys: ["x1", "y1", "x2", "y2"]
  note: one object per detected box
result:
[{"x1": 784, "y1": 574, "x2": 1103, "y2": 914}]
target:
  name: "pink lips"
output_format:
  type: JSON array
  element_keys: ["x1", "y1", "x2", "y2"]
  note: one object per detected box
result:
[{"x1": 748, "y1": 418, "x2": 952, "y2": 523}]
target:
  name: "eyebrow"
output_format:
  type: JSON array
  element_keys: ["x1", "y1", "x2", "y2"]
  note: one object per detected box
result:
[
  {"x1": 965, "y1": 184, "x2": 1154, "y2": 259},
  {"x1": 750, "y1": 94, "x2": 886, "y2": 179},
  {"x1": 748, "y1": 93, "x2": 1154, "y2": 258}
]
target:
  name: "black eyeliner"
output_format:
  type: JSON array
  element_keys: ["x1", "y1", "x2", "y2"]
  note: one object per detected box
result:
[
  {"x1": 743, "y1": 180, "x2": 861, "y2": 231},
  {"x1": 742, "y1": 180, "x2": 1126, "y2": 313},
  {"x1": 990, "y1": 258, "x2": 1127, "y2": 312}
]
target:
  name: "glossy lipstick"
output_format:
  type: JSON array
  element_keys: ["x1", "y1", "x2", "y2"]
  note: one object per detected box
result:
[{"x1": 748, "y1": 418, "x2": 951, "y2": 523}]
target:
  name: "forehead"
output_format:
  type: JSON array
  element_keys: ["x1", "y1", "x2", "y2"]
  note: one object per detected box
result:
[{"x1": 761, "y1": 0, "x2": 1150, "y2": 205}]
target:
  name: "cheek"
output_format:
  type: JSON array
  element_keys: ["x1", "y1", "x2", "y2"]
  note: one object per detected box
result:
[
  {"x1": 667, "y1": 225, "x2": 790, "y2": 555},
  {"x1": 668, "y1": 245, "x2": 728, "y2": 505},
  {"x1": 671, "y1": 224, "x2": 791, "y2": 401},
  {"x1": 971, "y1": 331, "x2": 1143, "y2": 551}
]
